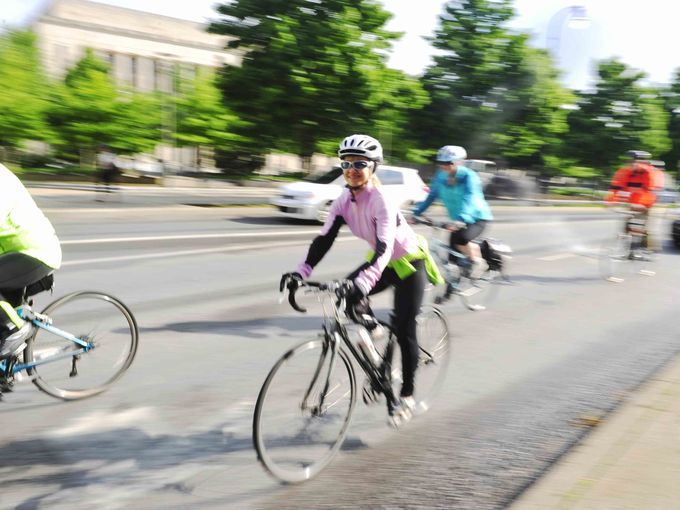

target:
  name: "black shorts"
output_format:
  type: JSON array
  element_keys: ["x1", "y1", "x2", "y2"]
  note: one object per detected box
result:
[
  {"x1": 0, "y1": 253, "x2": 54, "y2": 306},
  {"x1": 449, "y1": 220, "x2": 488, "y2": 246}
]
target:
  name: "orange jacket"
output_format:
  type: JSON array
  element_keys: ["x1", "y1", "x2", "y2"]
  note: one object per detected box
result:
[{"x1": 606, "y1": 163, "x2": 663, "y2": 208}]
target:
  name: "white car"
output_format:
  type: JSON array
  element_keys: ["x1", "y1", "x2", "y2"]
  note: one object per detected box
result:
[{"x1": 271, "y1": 165, "x2": 430, "y2": 222}]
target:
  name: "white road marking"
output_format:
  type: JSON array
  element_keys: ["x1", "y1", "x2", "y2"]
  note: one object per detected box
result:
[
  {"x1": 48, "y1": 407, "x2": 155, "y2": 437},
  {"x1": 62, "y1": 236, "x2": 355, "y2": 266},
  {"x1": 499, "y1": 218, "x2": 612, "y2": 229},
  {"x1": 537, "y1": 253, "x2": 575, "y2": 261},
  {"x1": 61, "y1": 229, "x2": 323, "y2": 245}
]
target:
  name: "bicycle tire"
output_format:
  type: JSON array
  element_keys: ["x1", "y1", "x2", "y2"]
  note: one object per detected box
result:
[
  {"x1": 458, "y1": 266, "x2": 502, "y2": 312},
  {"x1": 413, "y1": 305, "x2": 450, "y2": 413},
  {"x1": 253, "y1": 337, "x2": 356, "y2": 483},
  {"x1": 24, "y1": 291, "x2": 138, "y2": 400},
  {"x1": 599, "y1": 234, "x2": 632, "y2": 282}
]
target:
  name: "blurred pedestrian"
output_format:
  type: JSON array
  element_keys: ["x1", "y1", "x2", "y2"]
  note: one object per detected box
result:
[{"x1": 96, "y1": 144, "x2": 120, "y2": 201}]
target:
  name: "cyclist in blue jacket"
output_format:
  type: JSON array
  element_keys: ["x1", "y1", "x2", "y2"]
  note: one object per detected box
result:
[{"x1": 412, "y1": 145, "x2": 493, "y2": 285}]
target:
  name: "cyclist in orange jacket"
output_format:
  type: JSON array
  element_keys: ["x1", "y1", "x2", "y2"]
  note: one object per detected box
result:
[{"x1": 606, "y1": 150, "x2": 665, "y2": 250}]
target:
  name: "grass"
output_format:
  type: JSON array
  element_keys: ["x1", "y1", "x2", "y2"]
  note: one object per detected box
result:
[{"x1": 548, "y1": 186, "x2": 607, "y2": 198}]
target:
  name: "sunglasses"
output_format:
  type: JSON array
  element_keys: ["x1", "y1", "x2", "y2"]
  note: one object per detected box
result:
[{"x1": 340, "y1": 160, "x2": 371, "y2": 171}]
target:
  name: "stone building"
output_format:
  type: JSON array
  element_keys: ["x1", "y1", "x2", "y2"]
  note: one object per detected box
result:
[{"x1": 30, "y1": 0, "x2": 241, "y2": 171}]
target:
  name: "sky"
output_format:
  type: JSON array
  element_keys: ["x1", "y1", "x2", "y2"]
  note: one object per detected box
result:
[{"x1": 2, "y1": 0, "x2": 680, "y2": 90}]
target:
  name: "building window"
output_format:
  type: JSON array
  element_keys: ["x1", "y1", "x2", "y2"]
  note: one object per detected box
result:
[
  {"x1": 155, "y1": 60, "x2": 176, "y2": 93},
  {"x1": 136, "y1": 56, "x2": 155, "y2": 92},
  {"x1": 114, "y1": 54, "x2": 133, "y2": 86},
  {"x1": 53, "y1": 44, "x2": 68, "y2": 75}
]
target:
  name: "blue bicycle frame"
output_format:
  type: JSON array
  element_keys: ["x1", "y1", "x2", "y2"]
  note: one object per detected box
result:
[{"x1": 0, "y1": 309, "x2": 93, "y2": 377}]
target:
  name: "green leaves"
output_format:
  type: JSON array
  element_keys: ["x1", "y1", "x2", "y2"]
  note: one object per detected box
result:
[
  {"x1": 0, "y1": 30, "x2": 52, "y2": 147},
  {"x1": 417, "y1": 0, "x2": 572, "y2": 171},
  {"x1": 210, "y1": 0, "x2": 418, "y2": 163},
  {"x1": 566, "y1": 59, "x2": 672, "y2": 173},
  {"x1": 174, "y1": 69, "x2": 247, "y2": 150}
]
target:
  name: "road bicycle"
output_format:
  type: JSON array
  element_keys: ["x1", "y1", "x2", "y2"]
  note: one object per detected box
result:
[
  {"x1": 599, "y1": 207, "x2": 655, "y2": 283},
  {"x1": 414, "y1": 215, "x2": 511, "y2": 311},
  {"x1": 252, "y1": 279, "x2": 450, "y2": 483},
  {"x1": 0, "y1": 274, "x2": 139, "y2": 400}
]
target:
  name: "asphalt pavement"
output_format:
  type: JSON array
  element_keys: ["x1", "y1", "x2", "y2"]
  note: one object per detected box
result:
[
  {"x1": 0, "y1": 181, "x2": 680, "y2": 510},
  {"x1": 511, "y1": 352, "x2": 680, "y2": 510}
]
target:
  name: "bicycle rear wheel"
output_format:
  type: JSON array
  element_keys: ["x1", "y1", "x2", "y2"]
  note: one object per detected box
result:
[
  {"x1": 253, "y1": 337, "x2": 356, "y2": 483},
  {"x1": 24, "y1": 291, "x2": 138, "y2": 400},
  {"x1": 458, "y1": 267, "x2": 502, "y2": 311},
  {"x1": 413, "y1": 306, "x2": 450, "y2": 413},
  {"x1": 599, "y1": 234, "x2": 632, "y2": 282}
]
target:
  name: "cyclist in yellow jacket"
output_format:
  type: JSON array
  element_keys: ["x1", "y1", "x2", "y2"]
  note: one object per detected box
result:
[{"x1": 0, "y1": 163, "x2": 61, "y2": 359}]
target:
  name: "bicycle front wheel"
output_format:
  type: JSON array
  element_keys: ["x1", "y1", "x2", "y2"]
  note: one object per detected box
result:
[
  {"x1": 458, "y1": 267, "x2": 502, "y2": 311},
  {"x1": 599, "y1": 234, "x2": 632, "y2": 282},
  {"x1": 24, "y1": 291, "x2": 138, "y2": 400},
  {"x1": 414, "y1": 306, "x2": 450, "y2": 413},
  {"x1": 253, "y1": 338, "x2": 356, "y2": 483}
]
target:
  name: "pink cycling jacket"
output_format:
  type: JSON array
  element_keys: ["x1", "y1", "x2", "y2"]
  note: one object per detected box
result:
[{"x1": 296, "y1": 181, "x2": 419, "y2": 295}]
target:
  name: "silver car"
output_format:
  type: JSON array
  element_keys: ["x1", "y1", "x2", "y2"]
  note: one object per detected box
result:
[{"x1": 271, "y1": 165, "x2": 430, "y2": 222}]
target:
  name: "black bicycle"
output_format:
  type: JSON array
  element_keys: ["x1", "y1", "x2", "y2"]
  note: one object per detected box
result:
[
  {"x1": 414, "y1": 215, "x2": 511, "y2": 311},
  {"x1": 252, "y1": 279, "x2": 450, "y2": 483}
]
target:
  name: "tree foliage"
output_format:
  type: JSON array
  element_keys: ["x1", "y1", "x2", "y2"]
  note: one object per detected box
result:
[
  {"x1": 210, "y1": 0, "x2": 425, "y2": 165},
  {"x1": 174, "y1": 69, "x2": 246, "y2": 151},
  {"x1": 47, "y1": 49, "x2": 160, "y2": 160},
  {"x1": 0, "y1": 30, "x2": 51, "y2": 148},
  {"x1": 566, "y1": 59, "x2": 671, "y2": 175},
  {"x1": 414, "y1": 0, "x2": 573, "y2": 174},
  {"x1": 659, "y1": 69, "x2": 680, "y2": 176}
]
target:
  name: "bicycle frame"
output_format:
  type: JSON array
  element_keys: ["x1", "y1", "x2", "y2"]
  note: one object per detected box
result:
[
  {"x1": 293, "y1": 283, "x2": 400, "y2": 415},
  {"x1": 0, "y1": 308, "x2": 93, "y2": 377},
  {"x1": 614, "y1": 208, "x2": 649, "y2": 255}
]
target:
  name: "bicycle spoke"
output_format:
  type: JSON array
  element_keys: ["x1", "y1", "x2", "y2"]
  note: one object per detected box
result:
[
  {"x1": 24, "y1": 292, "x2": 138, "y2": 400},
  {"x1": 253, "y1": 339, "x2": 356, "y2": 483}
]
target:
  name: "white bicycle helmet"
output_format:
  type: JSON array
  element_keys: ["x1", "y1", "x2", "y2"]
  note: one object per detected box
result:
[
  {"x1": 338, "y1": 134, "x2": 383, "y2": 162},
  {"x1": 436, "y1": 145, "x2": 467, "y2": 163}
]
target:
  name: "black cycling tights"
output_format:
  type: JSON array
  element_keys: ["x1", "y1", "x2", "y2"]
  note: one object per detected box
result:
[
  {"x1": 368, "y1": 258, "x2": 427, "y2": 398},
  {"x1": 0, "y1": 253, "x2": 53, "y2": 306}
]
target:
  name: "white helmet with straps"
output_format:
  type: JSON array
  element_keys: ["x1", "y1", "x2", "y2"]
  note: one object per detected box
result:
[
  {"x1": 436, "y1": 145, "x2": 467, "y2": 163},
  {"x1": 338, "y1": 134, "x2": 383, "y2": 162}
]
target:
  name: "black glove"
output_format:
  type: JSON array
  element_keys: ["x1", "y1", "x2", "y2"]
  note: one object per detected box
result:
[
  {"x1": 341, "y1": 279, "x2": 365, "y2": 304},
  {"x1": 279, "y1": 272, "x2": 303, "y2": 292},
  {"x1": 343, "y1": 281, "x2": 379, "y2": 329}
]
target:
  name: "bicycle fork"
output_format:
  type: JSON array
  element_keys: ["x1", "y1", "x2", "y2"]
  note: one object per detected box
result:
[{"x1": 300, "y1": 332, "x2": 341, "y2": 417}]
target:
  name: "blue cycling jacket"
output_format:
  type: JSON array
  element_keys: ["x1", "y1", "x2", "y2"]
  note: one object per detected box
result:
[{"x1": 413, "y1": 165, "x2": 493, "y2": 224}]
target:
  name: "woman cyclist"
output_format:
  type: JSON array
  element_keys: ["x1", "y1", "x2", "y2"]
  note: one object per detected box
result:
[
  {"x1": 0, "y1": 163, "x2": 61, "y2": 360},
  {"x1": 412, "y1": 145, "x2": 493, "y2": 299},
  {"x1": 280, "y1": 134, "x2": 442, "y2": 427}
]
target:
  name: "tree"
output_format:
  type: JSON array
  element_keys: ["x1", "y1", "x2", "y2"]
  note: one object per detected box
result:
[
  {"x1": 174, "y1": 69, "x2": 247, "y2": 157},
  {"x1": 483, "y1": 45, "x2": 574, "y2": 172},
  {"x1": 209, "y1": 0, "x2": 425, "y2": 171},
  {"x1": 47, "y1": 49, "x2": 160, "y2": 161},
  {"x1": 659, "y1": 69, "x2": 680, "y2": 177},
  {"x1": 415, "y1": 0, "x2": 518, "y2": 155},
  {"x1": 47, "y1": 49, "x2": 119, "y2": 160},
  {"x1": 0, "y1": 30, "x2": 51, "y2": 150},
  {"x1": 566, "y1": 59, "x2": 671, "y2": 177}
]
